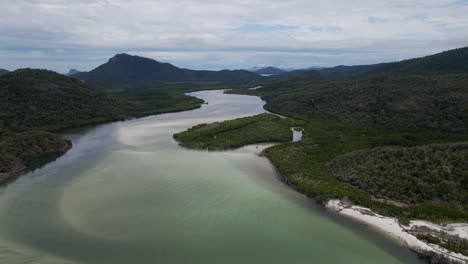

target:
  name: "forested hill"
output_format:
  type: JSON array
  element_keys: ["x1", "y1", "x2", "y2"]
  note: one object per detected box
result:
[
  {"x1": 0, "y1": 68, "x2": 205, "y2": 178},
  {"x1": 0, "y1": 69, "x2": 126, "y2": 178},
  {"x1": 279, "y1": 46, "x2": 468, "y2": 79},
  {"x1": 74, "y1": 54, "x2": 261, "y2": 87},
  {"x1": 366, "y1": 46, "x2": 468, "y2": 75},
  {"x1": 0, "y1": 69, "x2": 9, "y2": 77},
  {"x1": 0, "y1": 69, "x2": 126, "y2": 131},
  {"x1": 254, "y1": 67, "x2": 287, "y2": 75},
  {"x1": 257, "y1": 47, "x2": 468, "y2": 133}
]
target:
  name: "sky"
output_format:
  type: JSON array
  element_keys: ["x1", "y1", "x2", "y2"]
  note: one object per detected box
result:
[{"x1": 1, "y1": 0, "x2": 468, "y2": 73}]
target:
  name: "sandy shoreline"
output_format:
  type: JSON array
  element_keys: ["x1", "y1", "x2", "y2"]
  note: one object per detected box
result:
[{"x1": 326, "y1": 200, "x2": 468, "y2": 263}]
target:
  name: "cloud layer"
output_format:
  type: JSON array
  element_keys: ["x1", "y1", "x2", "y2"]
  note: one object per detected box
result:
[{"x1": 1, "y1": 0, "x2": 468, "y2": 72}]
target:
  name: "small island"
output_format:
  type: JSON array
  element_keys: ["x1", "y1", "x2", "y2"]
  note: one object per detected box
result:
[{"x1": 173, "y1": 113, "x2": 303, "y2": 150}]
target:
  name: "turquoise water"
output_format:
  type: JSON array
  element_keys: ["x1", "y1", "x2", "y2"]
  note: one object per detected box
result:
[{"x1": 0, "y1": 91, "x2": 422, "y2": 264}]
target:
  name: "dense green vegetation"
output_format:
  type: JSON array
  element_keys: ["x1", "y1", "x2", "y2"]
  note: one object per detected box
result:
[
  {"x1": 0, "y1": 69, "x2": 128, "y2": 131},
  {"x1": 235, "y1": 47, "x2": 468, "y2": 134},
  {"x1": 262, "y1": 74, "x2": 468, "y2": 133},
  {"x1": 191, "y1": 47, "x2": 468, "y2": 224},
  {"x1": 0, "y1": 131, "x2": 71, "y2": 178},
  {"x1": 74, "y1": 54, "x2": 261, "y2": 87},
  {"x1": 0, "y1": 69, "x2": 215, "y2": 180},
  {"x1": 278, "y1": 46, "x2": 468, "y2": 79},
  {"x1": 263, "y1": 119, "x2": 468, "y2": 222},
  {"x1": 174, "y1": 112, "x2": 468, "y2": 222},
  {"x1": 174, "y1": 114, "x2": 302, "y2": 150},
  {"x1": 330, "y1": 143, "x2": 468, "y2": 205}
]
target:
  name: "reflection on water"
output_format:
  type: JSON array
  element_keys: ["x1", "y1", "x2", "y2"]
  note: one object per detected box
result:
[{"x1": 0, "y1": 90, "x2": 422, "y2": 264}]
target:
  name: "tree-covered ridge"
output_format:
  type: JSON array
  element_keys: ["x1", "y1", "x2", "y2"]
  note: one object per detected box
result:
[
  {"x1": 174, "y1": 114, "x2": 301, "y2": 150},
  {"x1": 0, "y1": 69, "x2": 9, "y2": 77},
  {"x1": 0, "y1": 69, "x2": 128, "y2": 131},
  {"x1": 278, "y1": 46, "x2": 468, "y2": 79},
  {"x1": 263, "y1": 74, "x2": 468, "y2": 133},
  {"x1": 366, "y1": 46, "x2": 468, "y2": 75},
  {"x1": 0, "y1": 69, "x2": 207, "y2": 180},
  {"x1": 330, "y1": 143, "x2": 468, "y2": 206},
  {"x1": 254, "y1": 67, "x2": 287, "y2": 75},
  {"x1": 74, "y1": 53, "x2": 261, "y2": 87}
]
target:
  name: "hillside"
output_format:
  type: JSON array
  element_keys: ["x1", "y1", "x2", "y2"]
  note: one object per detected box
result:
[
  {"x1": 263, "y1": 74, "x2": 468, "y2": 133},
  {"x1": 331, "y1": 143, "x2": 468, "y2": 205},
  {"x1": 250, "y1": 47, "x2": 468, "y2": 133},
  {"x1": 0, "y1": 69, "x2": 127, "y2": 130},
  {"x1": 366, "y1": 46, "x2": 468, "y2": 75},
  {"x1": 74, "y1": 54, "x2": 261, "y2": 87},
  {"x1": 275, "y1": 46, "x2": 468, "y2": 80},
  {"x1": 254, "y1": 67, "x2": 287, "y2": 75},
  {"x1": 0, "y1": 69, "x2": 205, "y2": 179},
  {"x1": 0, "y1": 69, "x2": 9, "y2": 76},
  {"x1": 0, "y1": 69, "x2": 127, "y2": 179}
]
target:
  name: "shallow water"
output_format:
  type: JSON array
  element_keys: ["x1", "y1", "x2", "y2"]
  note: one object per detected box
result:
[{"x1": 0, "y1": 90, "x2": 422, "y2": 264}]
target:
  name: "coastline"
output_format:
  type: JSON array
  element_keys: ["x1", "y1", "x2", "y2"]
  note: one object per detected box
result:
[
  {"x1": 0, "y1": 96, "x2": 204, "y2": 184},
  {"x1": 326, "y1": 199, "x2": 468, "y2": 263},
  {"x1": 226, "y1": 141, "x2": 468, "y2": 262}
]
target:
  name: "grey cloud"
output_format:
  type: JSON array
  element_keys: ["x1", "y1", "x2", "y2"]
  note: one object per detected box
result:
[{"x1": 0, "y1": 0, "x2": 467, "y2": 72}]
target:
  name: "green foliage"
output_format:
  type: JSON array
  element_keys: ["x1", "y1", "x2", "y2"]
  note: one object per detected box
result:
[
  {"x1": 330, "y1": 143, "x2": 468, "y2": 205},
  {"x1": 112, "y1": 86, "x2": 204, "y2": 117},
  {"x1": 276, "y1": 46, "x2": 468, "y2": 79},
  {"x1": 261, "y1": 117, "x2": 468, "y2": 222},
  {"x1": 0, "y1": 131, "x2": 71, "y2": 175},
  {"x1": 0, "y1": 69, "x2": 128, "y2": 131},
  {"x1": 416, "y1": 234, "x2": 441, "y2": 244},
  {"x1": 263, "y1": 74, "x2": 468, "y2": 133},
  {"x1": 174, "y1": 110, "x2": 468, "y2": 221},
  {"x1": 0, "y1": 69, "x2": 212, "y2": 178},
  {"x1": 174, "y1": 114, "x2": 301, "y2": 150}
]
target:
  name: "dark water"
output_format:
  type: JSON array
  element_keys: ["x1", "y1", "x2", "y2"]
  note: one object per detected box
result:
[{"x1": 0, "y1": 91, "x2": 422, "y2": 264}]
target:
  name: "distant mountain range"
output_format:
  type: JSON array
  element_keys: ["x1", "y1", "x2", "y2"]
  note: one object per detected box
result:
[
  {"x1": 73, "y1": 54, "x2": 261, "y2": 87},
  {"x1": 308, "y1": 47, "x2": 468, "y2": 78},
  {"x1": 65, "y1": 69, "x2": 81, "y2": 76},
  {"x1": 253, "y1": 67, "x2": 287, "y2": 75},
  {"x1": 0, "y1": 69, "x2": 9, "y2": 76}
]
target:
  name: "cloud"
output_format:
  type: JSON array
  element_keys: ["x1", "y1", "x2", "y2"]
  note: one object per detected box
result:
[
  {"x1": 367, "y1": 17, "x2": 387, "y2": 24},
  {"x1": 234, "y1": 24, "x2": 298, "y2": 33},
  {"x1": 0, "y1": 0, "x2": 467, "y2": 72}
]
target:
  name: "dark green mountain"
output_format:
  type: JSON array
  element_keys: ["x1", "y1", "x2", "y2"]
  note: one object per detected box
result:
[
  {"x1": 0, "y1": 69, "x2": 9, "y2": 77},
  {"x1": 254, "y1": 47, "x2": 468, "y2": 133},
  {"x1": 293, "y1": 46, "x2": 468, "y2": 78},
  {"x1": 74, "y1": 54, "x2": 261, "y2": 87},
  {"x1": 366, "y1": 46, "x2": 468, "y2": 75},
  {"x1": 254, "y1": 67, "x2": 287, "y2": 75}
]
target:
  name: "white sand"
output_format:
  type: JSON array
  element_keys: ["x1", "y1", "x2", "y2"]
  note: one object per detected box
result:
[
  {"x1": 410, "y1": 221, "x2": 468, "y2": 240},
  {"x1": 326, "y1": 200, "x2": 468, "y2": 262}
]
